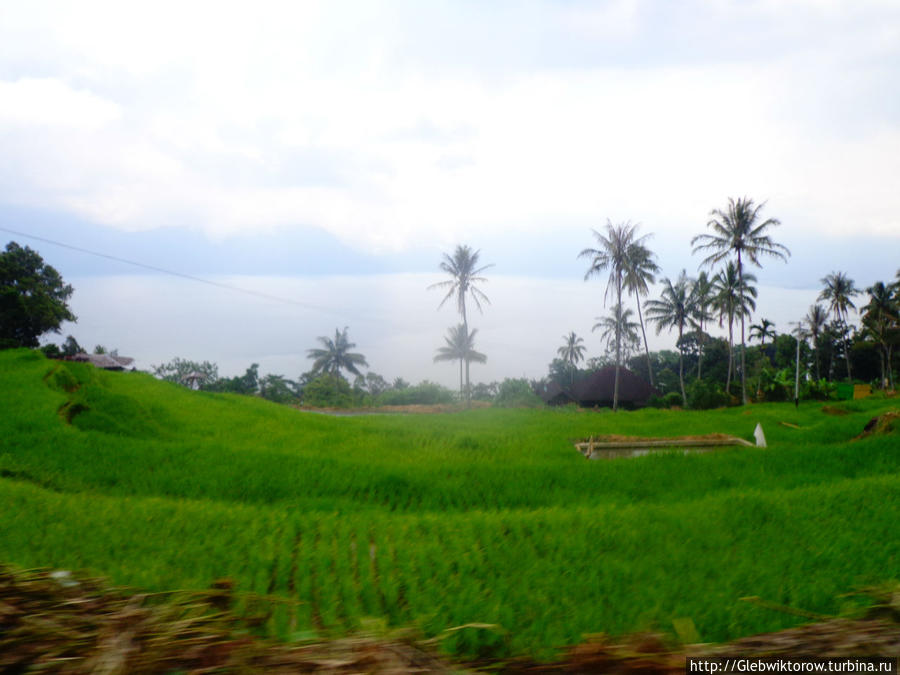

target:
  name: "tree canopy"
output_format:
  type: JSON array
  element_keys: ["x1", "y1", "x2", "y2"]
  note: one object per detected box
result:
[{"x1": 0, "y1": 241, "x2": 76, "y2": 349}]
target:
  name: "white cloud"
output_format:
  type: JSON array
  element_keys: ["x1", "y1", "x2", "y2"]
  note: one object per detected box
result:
[
  {"x1": 1, "y1": 1, "x2": 899, "y2": 251},
  {"x1": 0, "y1": 78, "x2": 121, "y2": 128}
]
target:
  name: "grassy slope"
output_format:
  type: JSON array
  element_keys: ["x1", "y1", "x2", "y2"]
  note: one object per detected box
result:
[{"x1": 2, "y1": 348, "x2": 899, "y2": 657}]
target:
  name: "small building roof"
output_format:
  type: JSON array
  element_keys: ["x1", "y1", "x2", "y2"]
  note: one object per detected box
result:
[
  {"x1": 70, "y1": 353, "x2": 135, "y2": 370},
  {"x1": 572, "y1": 365, "x2": 656, "y2": 408}
]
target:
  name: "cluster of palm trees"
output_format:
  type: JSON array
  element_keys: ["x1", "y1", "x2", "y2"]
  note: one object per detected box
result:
[
  {"x1": 428, "y1": 245, "x2": 492, "y2": 402},
  {"x1": 571, "y1": 197, "x2": 789, "y2": 409},
  {"x1": 568, "y1": 197, "x2": 900, "y2": 408},
  {"x1": 309, "y1": 199, "x2": 895, "y2": 412},
  {"x1": 807, "y1": 271, "x2": 900, "y2": 390},
  {"x1": 578, "y1": 220, "x2": 659, "y2": 410}
]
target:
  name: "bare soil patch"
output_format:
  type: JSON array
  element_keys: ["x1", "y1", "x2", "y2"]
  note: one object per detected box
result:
[{"x1": 854, "y1": 410, "x2": 900, "y2": 440}]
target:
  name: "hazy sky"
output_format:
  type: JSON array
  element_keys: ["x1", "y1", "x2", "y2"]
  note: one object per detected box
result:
[{"x1": 2, "y1": 1, "x2": 898, "y2": 386}]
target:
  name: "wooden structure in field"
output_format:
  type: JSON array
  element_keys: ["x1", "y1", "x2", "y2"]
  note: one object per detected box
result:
[{"x1": 575, "y1": 434, "x2": 754, "y2": 460}]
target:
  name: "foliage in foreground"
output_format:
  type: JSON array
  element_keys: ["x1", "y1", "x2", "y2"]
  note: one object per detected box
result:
[
  {"x1": 5, "y1": 565, "x2": 898, "y2": 673},
  {"x1": 2, "y1": 348, "x2": 900, "y2": 659}
]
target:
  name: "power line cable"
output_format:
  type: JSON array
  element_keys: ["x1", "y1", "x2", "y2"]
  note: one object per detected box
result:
[{"x1": 0, "y1": 226, "x2": 372, "y2": 321}]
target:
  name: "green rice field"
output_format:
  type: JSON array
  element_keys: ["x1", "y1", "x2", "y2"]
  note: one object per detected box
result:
[{"x1": 2, "y1": 348, "x2": 899, "y2": 658}]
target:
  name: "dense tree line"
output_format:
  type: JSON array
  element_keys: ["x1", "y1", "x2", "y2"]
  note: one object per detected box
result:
[{"x1": 4, "y1": 192, "x2": 898, "y2": 413}]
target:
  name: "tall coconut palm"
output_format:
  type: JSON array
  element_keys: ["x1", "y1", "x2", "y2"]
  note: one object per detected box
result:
[
  {"x1": 689, "y1": 271, "x2": 714, "y2": 379},
  {"x1": 428, "y1": 245, "x2": 493, "y2": 401},
  {"x1": 557, "y1": 331, "x2": 586, "y2": 390},
  {"x1": 623, "y1": 239, "x2": 660, "y2": 386},
  {"x1": 804, "y1": 304, "x2": 828, "y2": 381},
  {"x1": 645, "y1": 270, "x2": 694, "y2": 404},
  {"x1": 433, "y1": 324, "x2": 487, "y2": 399},
  {"x1": 862, "y1": 281, "x2": 899, "y2": 390},
  {"x1": 579, "y1": 220, "x2": 651, "y2": 411},
  {"x1": 593, "y1": 304, "x2": 640, "y2": 363},
  {"x1": 692, "y1": 197, "x2": 790, "y2": 404},
  {"x1": 819, "y1": 271, "x2": 860, "y2": 382},
  {"x1": 711, "y1": 262, "x2": 757, "y2": 393},
  {"x1": 307, "y1": 327, "x2": 369, "y2": 379}
]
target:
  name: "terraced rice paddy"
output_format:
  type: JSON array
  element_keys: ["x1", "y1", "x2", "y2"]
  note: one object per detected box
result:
[{"x1": 2, "y1": 348, "x2": 899, "y2": 658}]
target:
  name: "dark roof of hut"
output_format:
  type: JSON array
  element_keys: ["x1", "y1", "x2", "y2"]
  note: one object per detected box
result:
[
  {"x1": 572, "y1": 365, "x2": 656, "y2": 405},
  {"x1": 537, "y1": 381, "x2": 576, "y2": 405}
]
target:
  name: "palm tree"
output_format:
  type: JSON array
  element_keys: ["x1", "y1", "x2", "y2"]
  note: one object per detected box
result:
[
  {"x1": 434, "y1": 324, "x2": 487, "y2": 398},
  {"x1": 580, "y1": 220, "x2": 651, "y2": 411},
  {"x1": 689, "y1": 271, "x2": 714, "y2": 379},
  {"x1": 862, "y1": 281, "x2": 899, "y2": 390},
  {"x1": 711, "y1": 262, "x2": 757, "y2": 393},
  {"x1": 428, "y1": 245, "x2": 493, "y2": 402},
  {"x1": 623, "y1": 239, "x2": 660, "y2": 386},
  {"x1": 645, "y1": 270, "x2": 694, "y2": 404},
  {"x1": 692, "y1": 197, "x2": 790, "y2": 404},
  {"x1": 307, "y1": 327, "x2": 369, "y2": 379},
  {"x1": 819, "y1": 271, "x2": 860, "y2": 382},
  {"x1": 804, "y1": 304, "x2": 828, "y2": 380},
  {"x1": 749, "y1": 318, "x2": 776, "y2": 347},
  {"x1": 557, "y1": 331, "x2": 586, "y2": 390},
  {"x1": 593, "y1": 304, "x2": 640, "y2": 363}
]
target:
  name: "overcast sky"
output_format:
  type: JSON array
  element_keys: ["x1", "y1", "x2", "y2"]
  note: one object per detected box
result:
[{"x1": 2, "y1": 1, "x2": 899, "y2": 386}]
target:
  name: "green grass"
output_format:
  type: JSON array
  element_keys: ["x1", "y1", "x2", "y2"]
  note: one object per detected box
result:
[{"x1": 1, "y1": 348, "x2": 899, "y2": 658}]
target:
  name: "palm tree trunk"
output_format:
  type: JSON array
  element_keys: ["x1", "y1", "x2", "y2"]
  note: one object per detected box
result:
[
  {"x1": 813, "y1": 334, "x2": 821, "y2": 381},
  {"x1": 889, "y1": 345, "x2": 895, "y2": 390},
  {"x1": 462, "y1": 302, "x2": 470, "y2": 406},
  {"x1": 726, "y1": 315, "x2": 734, "y2": 393},
  {"x1": 635, "y1": 296, "x2": 654, "y2": 387},
  {"x1": 738, "y1": 253, "x2": 748, "y2": 405},
  {"x1": 842, "y1": 315, "x2": 853, "y2": 383},
  {"x1": 458, "y1": 357, "x2": 463, "y2": 400},
  {"x1": 465, "y1": 357, "x2": 471, "y2": 405},
  {"x1": 678, "y1": 324, "x2": 686, "y2": 405},
  {"x1": 696, "y1": 320, "x2": 704, "y2": 380},
  {"x1": 613, "y1": 278, "x2": 622, "y2": 412}
]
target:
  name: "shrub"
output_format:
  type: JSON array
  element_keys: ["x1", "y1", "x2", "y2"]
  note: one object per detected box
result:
[
  {"x1": 377, "y1": 381, "x2": 455, "y2": 406},
  {"x1": 301, "y1": 374, "x2": 354, "y2": 408},
  {"x1": 686, "y1": 379, "x2": 729, "y2": 410},
  {"x1": 646, "y1": 395, "x2": 665, "y2": 409},
  {"x1": 662, "y1": 391, "x2": 683, "y2": 408},
  {"x1": 800, "y1": 378, "x2": 837, "y2": 401},
  {"x1": 494, "y1": 378, "x2": 543, "y2": 408}
]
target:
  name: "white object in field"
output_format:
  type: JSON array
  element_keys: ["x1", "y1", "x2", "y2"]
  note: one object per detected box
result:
[{"x1": 754, "y1": 423, "x2": 767, "y2": 448}]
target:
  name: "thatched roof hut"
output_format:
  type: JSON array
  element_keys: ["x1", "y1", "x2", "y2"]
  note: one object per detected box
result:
[
  {"x1": 538, "y1": 366, "x2": 656, "y2": 409},
  {"x1": 572, "y1": 365, "x2": 656, "y2": 409},
  {"x1": 537, "y1": 381, "x2": 576, "y2": 406},
  {"x1": 69, "y1": 353, "x2": 135, "y2": 370}
]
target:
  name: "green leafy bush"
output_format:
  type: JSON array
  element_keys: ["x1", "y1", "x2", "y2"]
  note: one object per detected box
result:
[
  {"x1": 377, "y1": 381, "x2": 454, "y2": 406},
  {"x1": 662, "y1": 391, "x2": 683, "y2": 408},
  {"x1": 493, "y1": 378, "x2": 543, "y2": 408},
  {"x1": 301, "y1": 374, "x2": 354, "y2": 408},
  {"x1": 686, "y1": 379, "x2": 730, "y2": 410},
  {"x1": 803, "y1": 378, "x2": 837, "y2": 401}
]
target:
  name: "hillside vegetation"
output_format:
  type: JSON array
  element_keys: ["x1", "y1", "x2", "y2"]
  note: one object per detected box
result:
[{"x1": 2, "y1": 348, "x2": 899, "y2": 658}]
